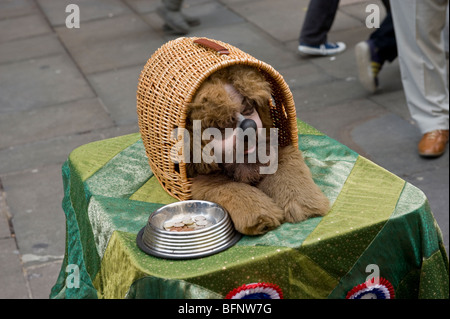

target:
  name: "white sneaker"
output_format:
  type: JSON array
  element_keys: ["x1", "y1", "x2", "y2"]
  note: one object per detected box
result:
[
  {"x1": 354, "y1": 40, "x2": 383, "y2": 93},
  {"x1": 298, "y1": 42, "x2": 346, "y2": 56}
]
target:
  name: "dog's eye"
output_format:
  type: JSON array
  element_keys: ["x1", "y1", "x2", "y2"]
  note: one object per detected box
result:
[{"x1": 241, "y1": 104, "x2": 256, "y2": 116}]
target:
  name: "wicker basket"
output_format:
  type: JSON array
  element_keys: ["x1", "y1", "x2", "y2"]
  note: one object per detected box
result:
[{"x1": 137, "y1": 37, "x2": 298, "y2": 201}]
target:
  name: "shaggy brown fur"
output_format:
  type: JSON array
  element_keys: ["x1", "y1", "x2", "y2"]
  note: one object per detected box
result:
[{"x1": 186, "y1": 65, "x2": 329, "y2": 235}]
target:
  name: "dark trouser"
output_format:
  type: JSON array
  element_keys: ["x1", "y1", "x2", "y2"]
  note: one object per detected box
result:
[
  {"x1": 299, "y1": 0, "x2": 340, "y2": 46},
  {"x1": 369, "y1": 0, "x2": 397, "y2": 63}
]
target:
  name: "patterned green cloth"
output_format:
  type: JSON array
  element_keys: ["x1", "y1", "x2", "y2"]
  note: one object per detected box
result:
[{"x1": 50, "y1": 121, "x2": 449, "y2": 299}]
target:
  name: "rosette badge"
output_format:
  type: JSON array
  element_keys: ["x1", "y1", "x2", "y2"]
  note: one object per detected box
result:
[
  {"x1": 346, "y1": 277, "x2": 395, "y2": 299},
  {"x1": 226, "y1": 283, "x2": 283, "y2": 299}
]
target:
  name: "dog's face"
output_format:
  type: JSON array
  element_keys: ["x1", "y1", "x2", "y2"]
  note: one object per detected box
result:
[
  {"x1": 208, "y1": 83, "x2": 263, "y2": 157},
  {"x1": 186, "y1": 65, "x2": 277, "y2": 184}
]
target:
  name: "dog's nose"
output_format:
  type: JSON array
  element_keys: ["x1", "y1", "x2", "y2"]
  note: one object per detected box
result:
[
  {"x1": 239, "y1": 119, "x2": 257, "y2": 131},
  {"x1": 238, "y1": 119, "x2": 257, "y2": 154}
]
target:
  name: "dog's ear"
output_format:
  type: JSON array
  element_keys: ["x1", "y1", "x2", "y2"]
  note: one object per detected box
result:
[
  {"x1": 252, "y1": 97, "x2": 273, "y2": 129},
  {"x1": 185, "y1": 105, "x2": 221, "y2": 178},
  {"x1": 186, "y1": 71, "x2": 238, "y2": 178}
]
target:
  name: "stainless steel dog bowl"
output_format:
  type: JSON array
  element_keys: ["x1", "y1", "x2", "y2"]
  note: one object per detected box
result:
[{"x1": 137, "y1": 200, "x2": 241, "y2": 259}]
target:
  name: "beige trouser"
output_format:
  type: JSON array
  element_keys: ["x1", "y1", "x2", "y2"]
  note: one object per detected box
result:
[{"x1": 390, "y1": 0, "x2": 449, "y2": 134}]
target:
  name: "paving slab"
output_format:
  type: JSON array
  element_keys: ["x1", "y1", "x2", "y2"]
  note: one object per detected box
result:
[
  {"x1": 290, "y1": 77, "x2": 369, "y2": 112},
  {"x1": 227, "y1": 0, "x2": 364, "y2": 44},
  {"x1": 138, "y1": 11, "x2": 166, "y2": 37},
  {"x1": 0, "y1": 54, "x2": 95, "y2": 113},
  {"x1": 222, "y1": 0, "x2": 308, "y2": 43},
  {"x1": 297, "y1": 98, "x2": 388, "y2": 158},
  {"x1": 87, "y1": 65, "x2": 143, "y2": 126},
  {"x1": 306, "y1": 27, "x2": 374, "y2": 81},
  {"x1": 0, "y1": 0, "x2": 39, "y2": 20},
  {"x1": 0, "y1": 238, "x2": 29, "y2": 298},
  {"x1": 0, "y1": 185, "x2": 13, "y2": 239},
  {"x1": 368, "y1": 89, "x2": 412, "y2": 123},
  {"x1": 350, "y1": 113, "x2": 449, "y2": 177},
  {"x1": 184, "y1": 1, "x2": 246, "y2": 29},
  {"x1": 142, "y1": 1, "x2": 246, "y2": 38},
  {"x1": 0, "y1": 34, "x2": 65, "y2": 65},
  {"x1": 55, "y1": 13, "x2": 165, "y2": 75},
  {"x1": 0, "y1": 209, "x2": 11, "y2": 240},
  {"x1": 125, "y1": 0, "x2": 212, "y2": 14},
  {"x1": 219, "y1": 0, "x2": 255, "y2": 4},
  {"x1": 278, "y1": 62, "x2": 333, "y2": 90},
  {"x1": 0, "y1": 165, "x2": 66, "y2": 267},
  {"x1": 37, "y1": 0, "x2": 132, "y2": 26},
  {"x1": 0, "y1": 13, "x2": 51, "y2": 43},
  {"x1": 0, "y1": 123, "x2": 140, "y2": 175},
  {"x1": 0, "y1": 98, "x2": 114, "y2": 149},
  {"x1": 123, "y1": 0, "x2": 161, "y2": 14},
  {"x1": 26, "y1": 260, "x2": 63, "y2": 299}
]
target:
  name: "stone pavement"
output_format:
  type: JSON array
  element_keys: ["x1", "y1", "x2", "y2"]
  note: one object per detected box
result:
[{"x1": 0, "y1": 0, "x2": 448, "y2": 299}]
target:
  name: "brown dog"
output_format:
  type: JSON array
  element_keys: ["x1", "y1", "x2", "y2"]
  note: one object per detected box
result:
[{"x1": 185, "y1": 65, "x2": 329, "y2": 235}]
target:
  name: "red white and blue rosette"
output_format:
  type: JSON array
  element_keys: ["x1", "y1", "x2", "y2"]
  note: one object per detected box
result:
[
  {"x1": 346, "y1": 277, "x2": 395, "y2": 299},
  {"x1": 226, "y1": 283, "x2": 283, "y2": 299}
]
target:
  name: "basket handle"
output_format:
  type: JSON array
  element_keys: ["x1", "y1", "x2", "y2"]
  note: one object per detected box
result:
[{"x1": 193, "y1": 38, "x2": 230, "y2": 55}]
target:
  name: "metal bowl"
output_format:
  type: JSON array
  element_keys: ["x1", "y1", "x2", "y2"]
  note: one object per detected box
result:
[
  {"x1": 143, "y1": 221, "x2": 234, "y2": 245},
  {"x1": 137, "y1": 200, "x2": 241, "y2": 259},
  {"x1": 148, "y1": 201, "x2": 229, "y2": 236}
]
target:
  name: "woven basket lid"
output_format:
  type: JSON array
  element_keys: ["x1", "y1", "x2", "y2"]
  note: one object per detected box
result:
[{"x1": 137, "y1": 37, "x2": 298, "y2": 201}]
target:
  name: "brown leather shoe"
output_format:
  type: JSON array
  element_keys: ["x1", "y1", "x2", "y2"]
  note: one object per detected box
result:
[{"x1": 418, "y1": 129, "x2": 449, "y2": 158}]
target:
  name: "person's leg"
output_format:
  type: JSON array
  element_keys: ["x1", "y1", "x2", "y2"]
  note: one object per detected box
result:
[
  {"x1": 369, "y1": 12, "x2": 397, "y2": 63},
  {"x1": 355, "y1": 2, "x2": 397, "y2": 92},
  {"x1": 299, "y1": 0, "x2": 340, "y2": 46},
  {"x1": 298, "y1": 0, "x2": 345, "y2": 55},
  {"x1": 157, "y1": 0, "x2": 200, "y2": 35},
  {"x1": 391, "y1": 0, "x2": 449, "y2": 156}
]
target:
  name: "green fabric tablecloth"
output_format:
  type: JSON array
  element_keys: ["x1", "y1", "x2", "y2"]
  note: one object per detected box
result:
[{"x1": 50, "y1": 120, "x2": 449, "y2": 299}]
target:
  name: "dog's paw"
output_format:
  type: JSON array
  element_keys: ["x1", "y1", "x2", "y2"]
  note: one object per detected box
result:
[
  {"x1": 257, "y1": 145, "x2": 330, "y2": 224},
  {"x1": 236, "y1": 205, "x2": 284, "y2": 235},
  {"x1": 283, "y1": 196, "x2": 328, "y2": 223},
  {"x1": 191, "y1": 175, "x2": 285, "y2": 236}
]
